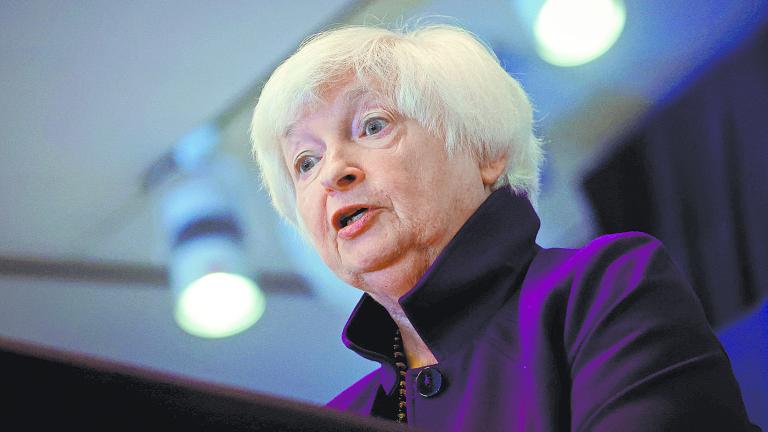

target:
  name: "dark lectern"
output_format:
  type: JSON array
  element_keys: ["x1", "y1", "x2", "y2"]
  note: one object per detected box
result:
[{"x1": 1, "y1": 336, "x2": 408, "y2": 431}]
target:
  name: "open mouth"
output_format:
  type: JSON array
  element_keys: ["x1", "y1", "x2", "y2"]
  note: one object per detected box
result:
[{"x1": 338, "y1": 207, "x2": 369, "y2": 229}]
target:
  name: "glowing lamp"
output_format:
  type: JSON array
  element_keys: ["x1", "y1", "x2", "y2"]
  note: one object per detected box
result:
[
  {"x1": 167, "y1": 229, "x2": 266, "y2": 338},
  {"x1": 160, "y1": 127, "x2": 265, "y2": 338},
  {"x1": 533, "y1": 0, "x2": 626, "y2": 67},
  {"x1": 175, "y1": 272, "x2": 266, "y2": 339}
]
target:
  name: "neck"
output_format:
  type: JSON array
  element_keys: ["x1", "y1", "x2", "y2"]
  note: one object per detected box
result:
[
  {"x1": 351, "y1": 245, "x2": 440, "y2": 369},
  {"x1": 344, "y1": 230, "x2": 458, "y2": 369},
  {"x1": 370, "y1": 291, "x2": 438, "y2": 369}
]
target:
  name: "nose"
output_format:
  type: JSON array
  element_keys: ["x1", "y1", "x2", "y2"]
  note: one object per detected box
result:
[{"x1": 320, "y1": 151, "x2": 365, "y2": 192}]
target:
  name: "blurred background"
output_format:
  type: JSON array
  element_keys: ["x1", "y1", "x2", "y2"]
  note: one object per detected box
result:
[{"x1": 1, "y1": 0, "x2": 766, "y2": 427}]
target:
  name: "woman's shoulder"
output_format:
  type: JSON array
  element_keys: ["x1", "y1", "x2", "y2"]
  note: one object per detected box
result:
[
  {"x1": 522, "y1": 231, "x2": 674, "y2": 298},
  {"x1": 535, "y1": 231, "x2": 665, "y2": 271},
  {"x1": 517, "y1": 232, "x2": 758, "y2": 430},
  {"x1": 521, "y1": 230, "x2": 706, "y2": 355}
]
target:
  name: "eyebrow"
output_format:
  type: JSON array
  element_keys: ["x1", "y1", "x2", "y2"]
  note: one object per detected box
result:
[
  {"x1": 340, "y1": 84, "x2": 369, "y2": 105},
  {"x1": 283, "y1": 124, "x2": 297, "y2": 138},
  {"x1": 283, "y1": 84, "x2": 384, "y2": 137}
]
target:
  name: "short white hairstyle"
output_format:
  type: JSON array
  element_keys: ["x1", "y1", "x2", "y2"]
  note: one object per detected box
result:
[{"x1": 251, "y1": 24, "x2": 542, "y2": 227}]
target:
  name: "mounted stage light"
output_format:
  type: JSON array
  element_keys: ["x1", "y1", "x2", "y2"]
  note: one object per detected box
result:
[
  {"x1": 160, "y1": 126, "x2": 265, "y2": 338},
  {"x1": 528, "y1": 0, "x2": 626, "y2": 67}
]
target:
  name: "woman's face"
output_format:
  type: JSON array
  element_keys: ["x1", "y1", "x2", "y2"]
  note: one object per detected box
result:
[{"x1": 281, "y1": 82, "x2": 502, "y2": 296}]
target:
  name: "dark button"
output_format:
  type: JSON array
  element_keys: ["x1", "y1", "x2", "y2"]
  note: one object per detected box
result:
[{"x1": 415, "y1": 367, "x2": 443, "y2": 398}]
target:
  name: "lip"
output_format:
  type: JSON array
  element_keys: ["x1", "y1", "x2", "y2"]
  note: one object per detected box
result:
[{"x1": 331, "y1": 205, "x2": 379, "y2": 240}]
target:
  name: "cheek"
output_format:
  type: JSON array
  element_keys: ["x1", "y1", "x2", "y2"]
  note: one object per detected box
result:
[
  {"x1": 296, "y1": 191, "x2": 348, "y2": 275},
  {"x1": 296, "y1": 191, "x2": 326, "y2": 240}
]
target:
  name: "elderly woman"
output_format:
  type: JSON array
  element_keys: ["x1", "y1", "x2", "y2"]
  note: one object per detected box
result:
[{"x1": 250, "y1": 25, "x2": 758, "y2": 431}]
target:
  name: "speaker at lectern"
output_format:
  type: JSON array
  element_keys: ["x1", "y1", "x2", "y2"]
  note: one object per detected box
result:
[{"x1": 1, "y1": 336, "x2": 410, "y2": 431}]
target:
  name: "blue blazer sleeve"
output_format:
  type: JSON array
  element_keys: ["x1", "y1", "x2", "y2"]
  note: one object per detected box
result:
[{"x1": 560, "y1": 233, "x2": 758, "y2": 431}]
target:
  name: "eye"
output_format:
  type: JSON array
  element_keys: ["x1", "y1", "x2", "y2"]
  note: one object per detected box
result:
[
  {"x1": 295, "y1": 154, "x2": 320, "y2": 175},
  {"x1": 363, "y1": 117, "x2": 388, "y2": 137}
]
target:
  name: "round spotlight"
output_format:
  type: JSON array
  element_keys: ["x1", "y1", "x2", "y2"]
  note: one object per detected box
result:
[
  {"x1": 534, "y1": 0, "x2": 626, "y2": 67},
  {"x1": 159, "y1": 150, "x2": 265, "y2": 339},
  {"x1": 175, "y1": 272, "x2": 266, "y2": 339}
]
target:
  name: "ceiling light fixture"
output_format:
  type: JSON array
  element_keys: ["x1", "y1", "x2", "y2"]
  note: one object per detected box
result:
[
  {"x1": 532, "y1": 0, "x2": 626, "y2": 67},
  {"x1": 159, "y1": 125, "x2": 265, "y2": 338}
]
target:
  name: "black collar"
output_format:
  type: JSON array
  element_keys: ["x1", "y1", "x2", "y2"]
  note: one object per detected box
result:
[{"x1": 341, "y1": 187, "x2": 541, "y2": 393}]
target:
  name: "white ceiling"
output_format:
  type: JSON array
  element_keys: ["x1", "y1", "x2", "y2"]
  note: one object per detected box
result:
[
  {"x1": 3, "y1": 0, "x2": 766, "y2": 269},
  {"x1": 0, "y1": 0, "x2": 354, "y2": 264}
]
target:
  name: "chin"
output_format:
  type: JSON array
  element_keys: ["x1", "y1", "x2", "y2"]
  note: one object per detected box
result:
[
  {"x1": 338, "y1": 248, "x2": 400, "y2": 277},
  {"x1": 342, "y1": 254, "x2": 392, "y2": 275}
]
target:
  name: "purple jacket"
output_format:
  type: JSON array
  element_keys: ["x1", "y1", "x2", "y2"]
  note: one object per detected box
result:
[{"x1": 327, "y1": 188, "x2": 758, "y2": 431}]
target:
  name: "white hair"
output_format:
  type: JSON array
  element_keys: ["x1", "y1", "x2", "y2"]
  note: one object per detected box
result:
[{"x1": 251, "y1": 24, "x2": 542, "y2": 227}]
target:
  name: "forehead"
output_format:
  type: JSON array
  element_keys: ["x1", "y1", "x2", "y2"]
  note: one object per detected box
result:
[{"x1": 284, "y1": 81, "x2": 388, "y2": 137}]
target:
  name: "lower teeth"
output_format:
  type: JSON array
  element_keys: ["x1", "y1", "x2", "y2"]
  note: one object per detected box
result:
[{"x1": 349, "y1": 212, "x2": 365, "y2": 223}]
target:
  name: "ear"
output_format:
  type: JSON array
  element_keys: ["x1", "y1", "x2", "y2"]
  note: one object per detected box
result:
[{"x1": 480, "y1": 155, "x2": 508, "y2": 187}]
